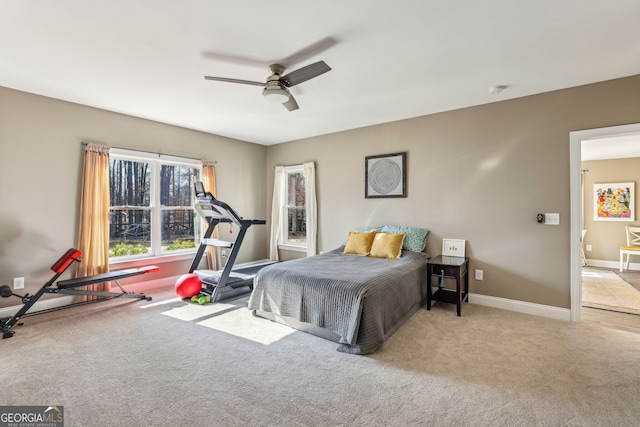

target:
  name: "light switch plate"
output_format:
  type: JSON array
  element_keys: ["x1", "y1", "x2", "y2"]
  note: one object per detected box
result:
[{"x1": 545, "y1": 213, "x2": 560, "y2": 225}]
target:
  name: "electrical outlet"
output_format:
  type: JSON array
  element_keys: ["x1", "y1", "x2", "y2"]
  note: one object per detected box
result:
[
  {"x1": 475, "y1": 269, "x2": 483, "y2": 281},
  {"x1": 586, "y1": 245, "x2": 592, "y2": 251},
  {"x1": 13, "y1": 277, "x2": 25, "y2": 290}
]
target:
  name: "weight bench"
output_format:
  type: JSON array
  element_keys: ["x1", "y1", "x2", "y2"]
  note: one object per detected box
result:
[{"x1": 1, "y1": 248, "x2": 158, "y2": 339}]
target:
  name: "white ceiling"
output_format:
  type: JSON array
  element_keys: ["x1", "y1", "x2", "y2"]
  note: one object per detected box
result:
[
  {"x1": 582, "y1": 134, "x2": 640, "y2": 161},
  {"x1": 1, "y1": 1, "x2": 639, "y2": 146}
]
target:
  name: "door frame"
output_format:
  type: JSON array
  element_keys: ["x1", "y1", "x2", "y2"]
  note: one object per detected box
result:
[{"x1": 569, "y1": 122, "x2": 640, "y2": 322}]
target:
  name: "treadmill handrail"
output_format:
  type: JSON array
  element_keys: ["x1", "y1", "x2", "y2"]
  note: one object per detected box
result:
[{"x1": 194, "y1": 192, "x2": 244, "y2": 227}]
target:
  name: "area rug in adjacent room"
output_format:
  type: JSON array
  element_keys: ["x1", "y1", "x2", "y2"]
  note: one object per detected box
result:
[
  {"x1": 615, "y1": 269, "x2": 640, "y2": 292},
  {"x1": 582, "y1": 268, "x2": 640, "y2": 315}
]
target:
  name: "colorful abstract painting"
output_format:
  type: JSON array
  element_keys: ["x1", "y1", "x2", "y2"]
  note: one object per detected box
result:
[{"x1": 594, "y1": 182, "x2": 634, "y2": 221}]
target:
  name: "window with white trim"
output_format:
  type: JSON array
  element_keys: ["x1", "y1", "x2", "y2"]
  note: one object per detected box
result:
[
  {"x1": 282, "y1": 165, "x2": 307, "y2": 248},
  {"x1": 109, "y1": 149, "x2": 201, "y2": 259}
]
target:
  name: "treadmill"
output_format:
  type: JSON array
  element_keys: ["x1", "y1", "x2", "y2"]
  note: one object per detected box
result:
[{"x1": 188, "y1": 182, "x2": 268, "y2": 302}]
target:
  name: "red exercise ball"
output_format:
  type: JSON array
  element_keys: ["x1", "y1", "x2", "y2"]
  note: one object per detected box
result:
[{"x1": 175, "y1": 273, "x2": 202, "y2": 298}]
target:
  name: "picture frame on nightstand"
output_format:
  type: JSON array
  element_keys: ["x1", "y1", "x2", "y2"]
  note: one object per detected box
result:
[{"x1": 442, "y1": 239, "x2": 466, "y2": 258}]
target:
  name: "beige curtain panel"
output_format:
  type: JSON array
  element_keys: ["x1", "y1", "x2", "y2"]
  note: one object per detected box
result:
[
  {"x1": 201, "y1": 160, "x2": 221, "y2": 270},
  {"x1": 77, "y1": 143, "x2": 111, "y2": 298}
]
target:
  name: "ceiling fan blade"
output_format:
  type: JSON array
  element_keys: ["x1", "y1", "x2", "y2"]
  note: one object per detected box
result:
[
  {"x1": 279, "y1": 37, "x2": 338, "y2": 69},
  {"x1": 202, "y1": 51, "x2": 266, "y2": 68},
  {"x1": 279, "y1": 61, "x2": 331, "y2": 87},
  {"x1": 204, "y1": 76, "x2": 265, "y2": 87},
  {"x1": 283, "y1": 95, "x2": 299, "y2": 112}
]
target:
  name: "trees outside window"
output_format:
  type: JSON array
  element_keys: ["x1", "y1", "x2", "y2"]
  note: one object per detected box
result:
[
  {"x1": 286, "y1": 168, "x2": 306, "y2": 245},
  {"x1": 109, "y1": 149, "x2": 200, "y2": 259}
]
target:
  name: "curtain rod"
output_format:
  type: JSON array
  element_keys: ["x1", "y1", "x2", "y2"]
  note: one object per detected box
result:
[
  {"x1": 275, "y1": 162, "x2": 311, "y2": 168},
  {"x1": 81, "y1": 141, "x2": 216, "y2": 164}
]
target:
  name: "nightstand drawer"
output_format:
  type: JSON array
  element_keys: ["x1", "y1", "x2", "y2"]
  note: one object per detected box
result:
[{"x1": 429, "y1": 264, "x2": 460, "y2": 277}]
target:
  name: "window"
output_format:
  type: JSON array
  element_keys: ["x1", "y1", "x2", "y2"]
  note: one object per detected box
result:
[
  {"x1": 283, "y1": 165, "x2": 306, "y2": 247},
  {"x1": 270, "y1": 162, "x2": 316, "y2": 260},
  {"x1": 109, "y1": 149, "x2": 201, "y2": 259}
]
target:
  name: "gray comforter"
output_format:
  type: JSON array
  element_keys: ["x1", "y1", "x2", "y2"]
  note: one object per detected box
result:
[{"x1": 247, "y1": 247, "x2": 427, "y2": 354}]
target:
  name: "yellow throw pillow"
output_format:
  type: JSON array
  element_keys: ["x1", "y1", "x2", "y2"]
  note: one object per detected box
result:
[
  {"x1": 369, "y1": 232, "x2": 406, "y2": 259},
  {"x1": 343, "y1": 230, "x2": 378, "y2": 255}
]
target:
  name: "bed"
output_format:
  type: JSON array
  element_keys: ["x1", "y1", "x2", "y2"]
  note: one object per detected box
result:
[{"x1": 247, "y1": 225, "x2": 429, "y2": 354}]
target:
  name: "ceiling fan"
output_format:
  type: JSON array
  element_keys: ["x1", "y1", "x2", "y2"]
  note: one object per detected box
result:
[{"x1": 204, "y1": 60, "x2": 331, "y2": 111}]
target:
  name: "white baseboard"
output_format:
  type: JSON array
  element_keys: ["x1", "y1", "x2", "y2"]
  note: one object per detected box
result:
[
  {"x1": 234, "y1": 259, "x2": 272, "y2": 268},
  {"x1": 469, "y1": 293, "x2": 571, "y2": 322},
  {"x1": 0, "y1": 295, "x2": 77, "y2": 319},
  {"x1": 0, "y1": 276, "x2": 179, "y2": 319},
  {"x1": 584, "y1": 258, "x2": 640, "y2": 271}
]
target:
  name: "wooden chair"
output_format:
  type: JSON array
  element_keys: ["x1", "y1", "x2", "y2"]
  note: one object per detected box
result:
[{"x1": 619, "y1": 226, "x2": 640, "y2": 272}]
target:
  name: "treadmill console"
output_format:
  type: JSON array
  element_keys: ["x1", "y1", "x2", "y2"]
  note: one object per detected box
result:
[
  {"x1": 194, "y1": 181, "x2": 206, "y2": 198},
  {"x1": 193, "y1": 181, "x2": 243, "y2": 225}
]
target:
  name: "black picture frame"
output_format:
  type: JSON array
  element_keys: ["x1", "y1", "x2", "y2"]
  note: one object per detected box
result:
[{"x1": 365, "y1": 152, "x2": 407, "y2": 198}]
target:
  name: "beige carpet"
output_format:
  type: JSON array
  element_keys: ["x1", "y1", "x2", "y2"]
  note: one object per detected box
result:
[
  {"x1": 582, "y1": 268, "x2": 640, "y2": 315},
  {"x1": 2, "y1": 287, "x2": 640, "y2": 426}
]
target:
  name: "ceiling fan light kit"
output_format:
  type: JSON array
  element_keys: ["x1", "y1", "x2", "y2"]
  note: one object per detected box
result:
[{"x1": 263, "y1": 86, "x2": 291, "y2": 103}]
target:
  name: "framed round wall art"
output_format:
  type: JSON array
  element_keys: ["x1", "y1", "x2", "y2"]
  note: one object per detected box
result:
[{"x1": 365, "y1": 152, "x2": 406, "y2": 198}]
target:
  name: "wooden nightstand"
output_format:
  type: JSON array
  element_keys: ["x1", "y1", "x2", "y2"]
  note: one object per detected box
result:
[{"x1": 426, "y1": 255, "x2": 469, "y2": 316}]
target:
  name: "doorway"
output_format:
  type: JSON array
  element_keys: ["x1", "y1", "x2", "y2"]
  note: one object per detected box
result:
[{"x1": 570, "y1": 123, "x2": 640, "y2": 322}]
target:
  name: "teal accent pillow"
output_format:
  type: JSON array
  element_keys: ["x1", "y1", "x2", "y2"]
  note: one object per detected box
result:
[{"x1": 380, "y1": 225, "x2": 429, "y2": 252}]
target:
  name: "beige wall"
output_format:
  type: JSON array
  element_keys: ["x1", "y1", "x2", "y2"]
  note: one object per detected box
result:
[
  {"x1": 266, "y1": 74, "x2": 640, "y2": 309},
  {"x1": 0, "y1": 87, "x2": 268, "y2": 308},
  {"x1": 3, "y1": 74, "x2": 640, "y2": 312},
  {"x1": 582, "y1": 157, "x2": 640, "y2": 262}
]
